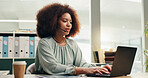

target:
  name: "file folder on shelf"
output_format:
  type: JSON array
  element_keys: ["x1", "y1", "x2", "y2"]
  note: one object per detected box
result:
[
  {"x1": 19, "y1": 36, "x2": 25, "y2": 57},
  {"x1": 3, "y1": 36, "x2": 8, "y2": 57},
  {"x1": 35, "y1": 37, "x2": 40, "y2": 57},
  {"x1": 29, "y1": 37, "x2": 35, "y2": 57},
  {"x1": 24, "y1": 37, "x2": 29, "y2": 58},
  {"x1": 8, "y1": 36, "x2": 14, "y2": 57},
  {"x1": 14, "y1": 37, "x2": 19, "y2": 57},
  {"x1": 0, "y1": 36, "x2": 3, "y2": 57}
]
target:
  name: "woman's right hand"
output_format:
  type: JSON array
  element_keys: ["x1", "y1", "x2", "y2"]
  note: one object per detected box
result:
[{"x1": 84, "y1": 67, "x2": 110, "y2": 75}]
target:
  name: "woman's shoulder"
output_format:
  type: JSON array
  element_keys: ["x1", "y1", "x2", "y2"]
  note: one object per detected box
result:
[
  {"x1": 66, "y1": 38, "x2": 76, "y2": 44},
  {"x1": 66, "y1": 38, "x2": 78, "y2": 47},
  {"x1": 40, "y1": 36, "x2": 52, "y2": 40},
  {"x1": 39, "y1": 36, "x2": 53, "y2": 44}
]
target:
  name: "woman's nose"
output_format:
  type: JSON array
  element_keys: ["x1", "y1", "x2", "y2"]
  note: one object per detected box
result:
[{"x1": 67, "y1": 22, "x2": 72, "y2": 27}]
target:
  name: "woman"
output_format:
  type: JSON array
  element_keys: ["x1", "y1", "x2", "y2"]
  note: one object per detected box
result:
[{"x1": 35, "y1": 3, "x2": 111, "y2": 75}]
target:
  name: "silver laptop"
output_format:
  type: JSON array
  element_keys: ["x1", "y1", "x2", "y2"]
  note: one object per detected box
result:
[{"x1": 87, "y1": 46, "x2": 137, "y2": 77}]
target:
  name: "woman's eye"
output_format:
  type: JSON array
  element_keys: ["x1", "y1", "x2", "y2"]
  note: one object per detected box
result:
[{"x1": 63, "y1": 21, "x2": 67, "y2": 22}]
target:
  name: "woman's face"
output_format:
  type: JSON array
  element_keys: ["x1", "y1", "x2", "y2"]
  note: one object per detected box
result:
[{"x1": 57, "y1": 13, "x2": 72, "y2": 35}]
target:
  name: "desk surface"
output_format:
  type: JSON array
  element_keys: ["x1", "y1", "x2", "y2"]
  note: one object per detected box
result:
[
  {"x1": 0, "y1": 73, "x2": 148, "y2": 78},
  {"x1": 0, "y1": 71, "x2": 9, "y2": 75}
]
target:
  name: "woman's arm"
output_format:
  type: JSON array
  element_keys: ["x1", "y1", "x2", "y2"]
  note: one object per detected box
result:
[
  {"x1": 74, "y1": 67, "x2": 110, "y2": 75},
  {"x1": 71, "y1": 40, "x2": 111, "y2": 75}
]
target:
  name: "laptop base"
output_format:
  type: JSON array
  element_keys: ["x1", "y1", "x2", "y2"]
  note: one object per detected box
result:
[{"x1": 86, "y1": 73, "x2": 127, "y2": 77}]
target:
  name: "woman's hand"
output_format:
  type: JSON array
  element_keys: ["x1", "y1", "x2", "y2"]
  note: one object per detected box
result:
[
  {"x1": 83, "y1": 67, "x2": 110, "y2": 75},
  {"x1": 75, "y1": 66, "x2": 111, "y2": 75},
  {"x1": 103, "y1": 64, "x2": 112, "y2": 72}
]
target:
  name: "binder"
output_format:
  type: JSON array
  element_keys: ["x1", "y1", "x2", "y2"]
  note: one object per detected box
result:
[
  {"x1": 14, "y1": 37, "x2": 19, "y2": 57},
  {"x1": 24, "y1": 37, "x2": 29, "y2": 58},
  {"x1": 35, "y1": 37, "x2": 40, "y2": 57},
  {"x1": 3, "y1": 36, "x2": 8, "y2": 57},
  {"x1": 0, "y1": 36, "x2": 3, "y2": 57},
  {"x1": 19, "y1": 36, "x2": 25, "y2": 57},
  {"x1": 29, "y1": 37, "x2": 35, "y2": 57},
  {"x1": 8, "y1": 36, "x2": 14, "y2": 57}
]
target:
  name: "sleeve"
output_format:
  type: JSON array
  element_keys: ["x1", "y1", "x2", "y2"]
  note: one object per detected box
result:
[
  {"x1": 38, "y1": 39, "x2": 75, "y2": 75},
  {"x1": 72, "y1": 41, "x2": 96, "y2": 68}
]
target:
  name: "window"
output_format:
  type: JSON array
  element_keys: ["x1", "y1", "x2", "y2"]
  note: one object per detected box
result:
[{"x1": 101, "y1": 0, "x2": 142, "y2": 73}]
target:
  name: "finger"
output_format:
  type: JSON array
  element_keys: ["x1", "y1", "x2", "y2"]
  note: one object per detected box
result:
[
  {"x1": 100, "y1": 70, "x2": 110, "y2": 74},
  {"x1": 104, "y1": 64, "x2": 112, "y2": 71},
  {"x1": 96, "y1": 70, "x2": 103, "y2": 75},
  {"x1": 102, "y1": 68, "x2": 109, "y2": 72},
  {"x1": 108, "y1": 65, "x2": 112, "y2": 71}
]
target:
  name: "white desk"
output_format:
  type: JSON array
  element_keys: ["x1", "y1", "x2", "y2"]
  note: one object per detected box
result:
[
  {"x1": 0, "y1": 70, "x2": 9, "y2": 75},
  {"x1": 0, "y1": 73, "x2": 148, "y2": 78}
]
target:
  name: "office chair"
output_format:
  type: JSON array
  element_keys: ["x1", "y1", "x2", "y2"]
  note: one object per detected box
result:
[{"x1": 26, "y1": 63, "x2": 35, "y2": 74}]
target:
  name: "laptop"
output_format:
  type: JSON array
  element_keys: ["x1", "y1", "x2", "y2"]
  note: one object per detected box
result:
[{"x1": 87, "y1": 46, "x2": 137, "y2": 77}]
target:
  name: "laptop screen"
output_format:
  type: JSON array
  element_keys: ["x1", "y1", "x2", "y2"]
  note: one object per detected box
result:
[{"x1": 110, "y1": 46, "x2": 137, "y2": 76}]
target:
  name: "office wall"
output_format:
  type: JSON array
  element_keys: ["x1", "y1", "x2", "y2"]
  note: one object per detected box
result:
[{"x1": 0, "y1": 22, "x2": 18, "y2": 32}]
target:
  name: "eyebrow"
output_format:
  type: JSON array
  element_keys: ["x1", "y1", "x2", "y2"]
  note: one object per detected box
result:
[{"x1": 62, "y1": 18, "x2": 72, "y2": 21}]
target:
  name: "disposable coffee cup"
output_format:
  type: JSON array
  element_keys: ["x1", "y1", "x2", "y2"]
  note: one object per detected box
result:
[{"x1": 13, "y1": 61, "x2": 27, "y2": 78}]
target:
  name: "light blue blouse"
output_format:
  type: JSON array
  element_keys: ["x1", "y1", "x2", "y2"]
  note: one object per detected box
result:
[{"x1": 35, "y1": 37, "x2": 95, "y2": 75}]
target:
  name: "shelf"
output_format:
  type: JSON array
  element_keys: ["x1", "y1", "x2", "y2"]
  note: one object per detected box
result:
[
  {"x1": 0, "y1": 20, "x2": 36, "y2": 23},
  {"x1": 0, "y1": 31, "x2": 36, "y2": 74},
  {"x1": 0, "y1": 32, "x2": 37, "y2": 36},
  {"x1": 0, "y1": 58, "x2": 35, "y2": 74},
  {"x1": 0, "y1": 57, "x2": 35, "y2": 59},
  {"x1": 0, "y1": 32, "x2": 35, "y2": 34}
]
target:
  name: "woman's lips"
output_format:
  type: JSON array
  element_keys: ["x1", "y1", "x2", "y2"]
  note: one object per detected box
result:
[{"x1": 66, "y1": 28, "x2": 71, "y2": 32}]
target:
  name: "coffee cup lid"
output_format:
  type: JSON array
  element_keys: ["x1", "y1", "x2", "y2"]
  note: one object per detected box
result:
[{"x1": 13, "y1": 61, "x2": 27, "y2": 65}]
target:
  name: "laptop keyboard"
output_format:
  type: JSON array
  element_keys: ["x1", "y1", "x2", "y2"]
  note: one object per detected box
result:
[
  {"x1": 87, "y1": 73, "x2": 110, "y2": 77},
  {"x1": 96, "y1": 73, "x2": 110, "y2": 76}
]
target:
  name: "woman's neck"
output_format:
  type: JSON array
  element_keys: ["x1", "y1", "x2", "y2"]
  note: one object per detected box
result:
[{"x1": 53, "y1": 34, "x2": 65, "y2": 43}]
